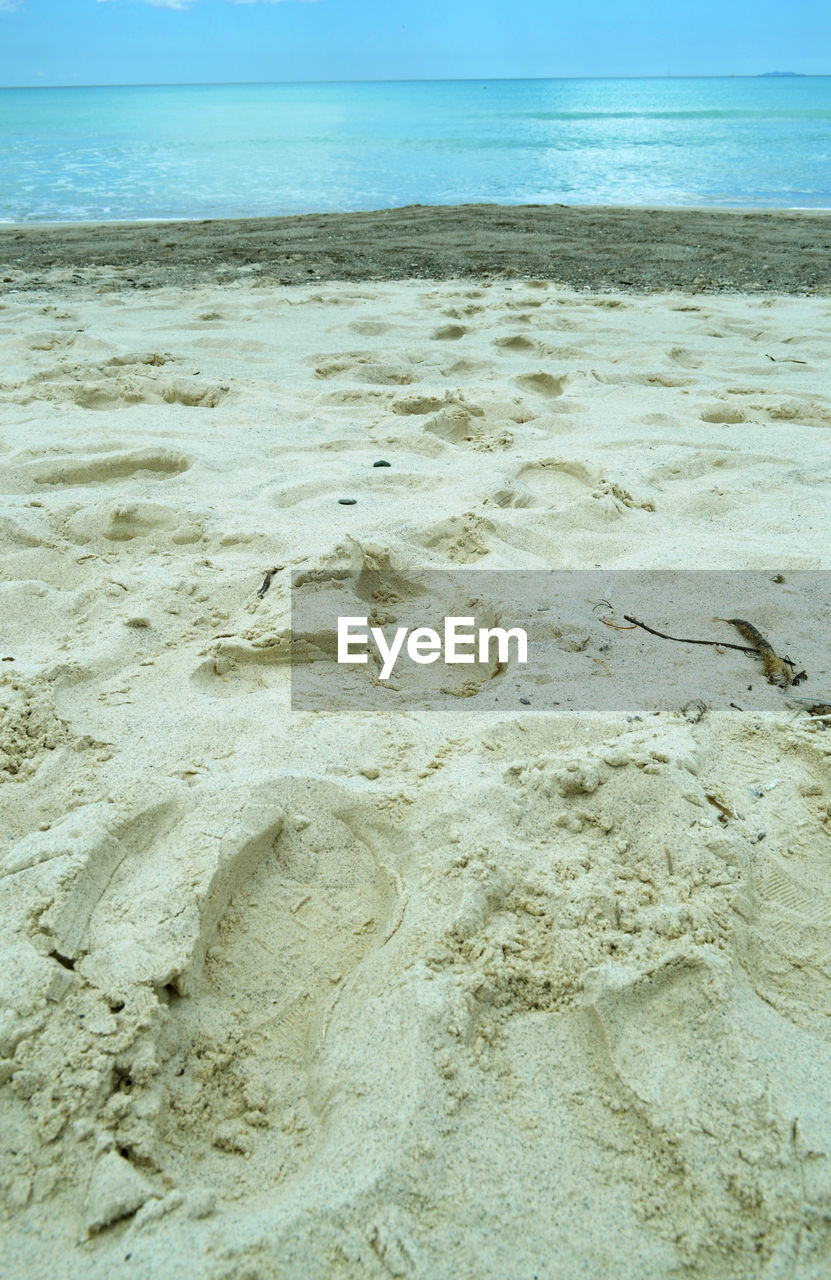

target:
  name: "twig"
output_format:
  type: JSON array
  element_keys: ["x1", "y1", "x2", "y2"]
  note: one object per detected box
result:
[
  {"x1": 623, "y1": 615, "x2": 757, "y2": 654},
  {"x1": 257, "y1": 566, "x2": 282, "y2": 599},
  {"x1": 706, "y1": 793, "x2": 735, "y2": 819}
]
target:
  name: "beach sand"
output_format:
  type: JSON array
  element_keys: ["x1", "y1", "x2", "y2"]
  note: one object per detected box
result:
[{"x1": 2, "y1": 207, "x2": 831, "y2": 1279}]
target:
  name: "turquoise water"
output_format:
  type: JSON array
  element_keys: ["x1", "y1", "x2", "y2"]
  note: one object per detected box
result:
[{"x1": 1, "y1": 77, "x2": 830, "y2": 223}]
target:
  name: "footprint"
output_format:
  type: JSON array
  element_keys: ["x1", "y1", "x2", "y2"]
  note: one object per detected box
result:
[
  {"x1": 593, "y1": 370, "x2": 692, "y2": 389},
  {"x1": 103, "y1": 351, "x2": 174, "y2": 368},
  {"x1": 515, "y1": 372, "x2": 566, "y2": 398},
  {"x1": 315, "y1": 356, "x2": 415, "y2": 386},
  {"x1": 271, "y1": 472, "x2": 433, "y2": 510},
  {"x1": 391, "y1": 395, "x2": 447, "y2": 416},
  {"x1": 155, "y1": 380, "x2": 228, "y2": 408},
  {"x1": 9, "y1": 776, "x2": 399, "y2": 1201},
  {"x1": 348, "y1": 320, "x2": 393, "y2": 336},
  {"x1": 431, "y1": 324, "x2": 467, "y2": 340},
  {"x1": 485, "y1": 487, "x2": 535, "y2": 510},
  {"x1": 699, "y1": 405, "x2": 747, "y2": 425},
  {"x1": 353, "y1": 360, "x2": 414, "y2": 384},
  {"x1": 494, "y1": 335, "x2": 536, "y2": 353},
  {"x1": 150, "y1": 782, "x2": 401, "y2": 1194},
  {"x1": 581, "y1": 949, "x2": 817, "y2": 1273},
  {"x1": 765, "y1": 398, "x2": 831, "y2": 426},
  {"x1": 423, "y1": 405, "x2": 514, "y2": 451},
  {"x1": 23, "y1": 448, "x2": 191, "y2": 488},
  {"x1": 315, "y1": 387, "x2": 388, "y2": 407},
  {"x1": 724, "y1": 741, "x2": 831, "y2": 1032},
  {"x1": 423, "y1": 406, "x2": 484, "y2": 445},
  {"x1": 438, "y1": 358, "x2": 488, "y2": 377},
  {"x1": 646, "y1": 447, "x2": 786, "y2": 484},
  {"x1": 516, "y1": 459, "x2": 596, "y2": 499},
  {"x1": 63, "y1": 500, "x2": 201, "y2": 545},
  {"x1": 24, "y1": 782, "x2": 309, "y2": 996},
  {"x1": 668, "y1": 346, "x2": 703, "y2": 368},
  {"x1": 312, "y1": 355, "x2": 363, "y2": 379},
  {"x1": 191, "y1": 632, "x2": 298, "y2": 697},
  {"x1": 20, "y1": 331, "x2": 78, "y2": 353},
  {"x1": 415, "y1": 514, "x2": 494, "y2": 563},
  {"x1": 4, "y1": 359, "x2": 228, "y2": 409}
]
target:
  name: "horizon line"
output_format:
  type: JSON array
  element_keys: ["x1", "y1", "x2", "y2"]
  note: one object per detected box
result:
[{"x1": 2, "y1": 72, "x2": 830, "y2": 90}]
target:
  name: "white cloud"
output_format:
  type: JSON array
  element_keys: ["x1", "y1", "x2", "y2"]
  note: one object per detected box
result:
[{"x1": 0, "y1": 0, "x2": 23, "y2": 12}]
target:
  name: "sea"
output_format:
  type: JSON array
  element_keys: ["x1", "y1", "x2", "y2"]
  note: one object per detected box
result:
[{"x1": 1, "y1": 76, "x2": 830, "y2": 224}]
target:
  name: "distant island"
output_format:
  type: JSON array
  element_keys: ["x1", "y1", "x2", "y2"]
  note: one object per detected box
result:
[{"x1": 759, "y1": 71, "x2": 807, "y2": 77}]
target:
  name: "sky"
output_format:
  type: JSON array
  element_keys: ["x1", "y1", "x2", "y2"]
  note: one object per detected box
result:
[{"x1": 0, "y1": 0, "x2": 829, "y2": 88}]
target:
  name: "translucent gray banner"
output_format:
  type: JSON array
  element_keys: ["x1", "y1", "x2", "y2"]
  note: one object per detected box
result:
[{"x1": 290, "y1": 569, "x2": 831, "y2": 715}]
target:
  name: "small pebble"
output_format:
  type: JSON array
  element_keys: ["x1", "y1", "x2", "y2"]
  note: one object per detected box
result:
[
  {"x1": 338, "y1": 498, "x2": 357, "y2": 505},
  {"x1": 373, "y1": 460, "x2": 391, "y2": 467},
  {"x1": 519, "y1": 698, "x2": 531, "y2": 706}
]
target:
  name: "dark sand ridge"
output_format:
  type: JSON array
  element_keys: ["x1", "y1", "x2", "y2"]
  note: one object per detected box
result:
[{"x1": 1, "y1": 203, "x2": 830, "y2": 294}]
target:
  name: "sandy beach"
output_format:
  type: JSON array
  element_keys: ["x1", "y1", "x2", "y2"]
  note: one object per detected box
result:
[{"x1": 2, "y1": 207, "x2": 831, "y2": 1279}]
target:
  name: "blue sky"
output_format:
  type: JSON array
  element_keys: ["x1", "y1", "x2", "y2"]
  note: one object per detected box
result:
[{"x1": 0, "y1": 0, "x2": 829, "y2": 87}]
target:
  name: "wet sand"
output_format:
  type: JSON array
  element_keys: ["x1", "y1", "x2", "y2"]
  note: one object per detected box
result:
[{"x1": 2, "y1": 202, "x2": 831, "y2": 294}]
